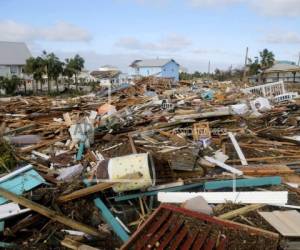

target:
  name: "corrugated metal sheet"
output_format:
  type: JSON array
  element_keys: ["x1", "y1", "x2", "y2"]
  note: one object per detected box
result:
[{"x1": 259, "y1": 210, "x2": 300, "y2": 237}]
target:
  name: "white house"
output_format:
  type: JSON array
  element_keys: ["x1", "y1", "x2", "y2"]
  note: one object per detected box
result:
[{"x1": 0, "y1": 41, "x2": 31, "y2": 77}]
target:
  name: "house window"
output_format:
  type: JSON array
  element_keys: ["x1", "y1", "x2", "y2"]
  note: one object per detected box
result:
[{"x1": 10, "y1": 65, "x2": 18, "y2": 75}]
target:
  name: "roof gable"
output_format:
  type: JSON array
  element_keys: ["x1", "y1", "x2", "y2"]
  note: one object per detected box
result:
[
  {"x1": 0, "y1": 41, "x2": 31, "y2": 65},
  {"x1": 264, "y1": 63, "x2": 300, "y2": 73},
  {"x1": 130, "y1": 59, "x2": 179, "y2": 68}
]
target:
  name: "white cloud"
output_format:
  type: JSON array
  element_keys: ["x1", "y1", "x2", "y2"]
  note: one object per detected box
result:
[
  {"x1": 188, "y1": 0, "x2": 300, "y2": 17},
  {"x1": 115, "y1": 33, "x2": 191, "y2": 51},
  {"x1": 189, "y1": 0, "x2": 243, "y2": 7},
  {"x1": 0, "y1": 20, "x2": 91, "y2": 42},
  {"x1": 265, "y1": 31, "x2": 300, "y2": 44},
  {"x1": 251, "y1": 0, "x2": 300, "y2": 17}
]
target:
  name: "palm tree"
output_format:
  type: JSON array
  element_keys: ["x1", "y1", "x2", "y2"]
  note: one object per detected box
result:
[
  {"x1": 260, "y1": 49, "x2": 275, "y2": 69},
  {"x1": 46, "y1": 53, "x2": 63, "y2": 93},
  {"x1": 24, "y1": 57, "x2": 45, "y2": 93},
  {"x1": 65, "y1": 55, "x2": 85, "y2": 91},
  {"x1": 63, "y1": 58, "x2": 74, "y2": 89}
]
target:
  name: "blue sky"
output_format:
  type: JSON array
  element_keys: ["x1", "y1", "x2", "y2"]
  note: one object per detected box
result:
[{"x1": 1, "y1": 0, "x2": 300, "y2": 72}]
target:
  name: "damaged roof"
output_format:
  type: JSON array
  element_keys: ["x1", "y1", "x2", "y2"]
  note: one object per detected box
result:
[
  {"x1": 264, "y1": 63, "x2": 300, "y2": 73},
  {"x1": 0, "y1": 41, "x2": 31, "y2": 65},
  {"x1": 130, "y1": 59, "x2": 179, "y2": 68}
]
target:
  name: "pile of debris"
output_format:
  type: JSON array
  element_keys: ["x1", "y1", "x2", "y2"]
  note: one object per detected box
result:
[{"x1": 0, "y1": 78, "x2": 300, "y2": 249}]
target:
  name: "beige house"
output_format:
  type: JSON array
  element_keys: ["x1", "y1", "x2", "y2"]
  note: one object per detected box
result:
[{"x1": 262, "y1": 63, "x2": 300, "y2": 83}]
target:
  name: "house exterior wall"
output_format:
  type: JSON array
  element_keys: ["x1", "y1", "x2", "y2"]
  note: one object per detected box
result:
[
  {"x1": 0, "y1": 65, "x2": 23, "y2": 77},
  {"x1": 264, "y1": 72, "x2": 300, "y2": 83},
  {"x1": 130, "y1": 61, "x2": 179, "y2": 80},
  {"x1": 139, "y1": 66, "x2": 162, "y2": 77},
  {"x1": 160, "y1": 61, "x2": 179, "y2": 80}
]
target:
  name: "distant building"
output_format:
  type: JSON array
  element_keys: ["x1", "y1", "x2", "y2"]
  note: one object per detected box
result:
[
  {"x1": 129, "y1": 59, "x2": 180, "y2": 81},
  {"x1": 0, "y1": 41, "x2": 31, "y2": 77},
  {"x1": 90, "y1": 66, "x2": 129, "y2": 87},
  {"x1": 262, "y1": 63, "x2": 300, "y2": 83}
]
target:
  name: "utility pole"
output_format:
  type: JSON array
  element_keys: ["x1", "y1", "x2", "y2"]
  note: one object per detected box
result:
[
  {"x1": 243, "y1": 47, "x2": 249, "y2": 82},
  {"x1": 297, "y1": 52, "x2": 300, "y2": 66},
  {"x1": 208, "y1": 60, "x2": 211, "y2": 79}
]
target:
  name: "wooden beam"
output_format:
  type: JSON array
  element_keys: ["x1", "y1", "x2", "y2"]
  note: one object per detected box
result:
[
  {"x1": 19, "y1": 136, "x2": 69, "y2": 153},
  {"x1": 128, "y1": 133, "x2": 137, "y2": 154},
  {"x1": 57, "y1": 183, "x2": 115, "y2": 203},
  {"x1": 0, "y1": 187, "x2": 103, "y2": 238},
  {"x1": 218, "y1": 204, "x2": 265, "y2": 220},
  {"x1": 61, "y1": 237, "x2": 101, "y2": 250},
  {"x1": 228, "y1": 132, "x2": 248, "y2": 166},
  {"x1": 204, "y1": 156, "x2": 243, "y2": 176}
]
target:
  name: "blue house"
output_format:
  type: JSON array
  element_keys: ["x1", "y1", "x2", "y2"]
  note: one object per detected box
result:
[{"x1": 129, "y1": 59, "x2": 180, "y2": 81}]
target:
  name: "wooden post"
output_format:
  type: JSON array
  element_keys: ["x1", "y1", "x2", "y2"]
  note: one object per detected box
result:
[
  {"x1": 0, "y1": 187, "x2": 103, "y2": 238},
  {"x1": 57, "y1": 182, "x2": 115, "y2": 203}
]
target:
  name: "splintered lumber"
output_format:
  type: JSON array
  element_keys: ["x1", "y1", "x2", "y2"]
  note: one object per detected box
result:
[
  {"x1": 20, "y1": 136, "x2": 69, "y2": 153},
  {"x1": 157, "y1": 191, "x2": 288, "y2": 204},
  {"x1": 61, "y1": 237, "x2": 101, "y2": 250},
  {"x1": 172, "y1": 108, "x2": 231, "y2": 121},
  {"x1": 128, "y1": 133, "x2": 137, "y2": 154},
  {"x1": 228, "y1": 132, "x2": 248, "y2": 166},
  {"x1": 258, "y1": 132, "x2": 300, "y2": 146},
  {"x1": 3, "y1": 123, "x2": 36, "y2": 136},
  {"x1": 228, "y1": 156, "x2": 300, "y2": 163},
  {"x1": 57, "y1": 182, "x2": 115, "y2": 203},
  {"x1": 237, "y1": 165, "x2": 294, "y2": 176},
  {"x1": 0, "y1": 187, "x2": 103, "y2": 237},
  {"x1": 218, "y1": 204, "x2": 266, "y2": 220},
  {"x1": 204, "y1": 156, "x2": 243, "y2": 176},
  {"x1": 57, "y1": 172, "x2": 141, "y2": 203}
]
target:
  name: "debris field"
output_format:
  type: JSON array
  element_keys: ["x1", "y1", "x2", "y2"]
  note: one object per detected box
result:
[{"x1": 0, "y1": 78, "x2": 300, "y2": 249}]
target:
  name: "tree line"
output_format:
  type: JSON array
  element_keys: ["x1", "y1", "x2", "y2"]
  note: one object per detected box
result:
[
  {"x1": 179, "y1": 49, "x2": 276, "y2": 82},
  {"x1": 0, "y1": 51, "x2": 85, "y2": 95}
]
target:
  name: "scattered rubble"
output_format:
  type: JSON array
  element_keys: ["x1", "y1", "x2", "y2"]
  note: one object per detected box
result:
[{"x1": 0, "y1": 78, "x2": 300, "y2": 249}]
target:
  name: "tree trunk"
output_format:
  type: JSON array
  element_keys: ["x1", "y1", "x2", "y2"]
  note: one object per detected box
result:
[
  {"x1": 75, "y1": 74, "x2": 78, "y2": 91},
  {"x1": 33, "y1": 80, "x2": 37, "y2": 94},
  {"x1": 48, "y1": 78, "x2": 51, "y2": 94},
  {"x1": 23, "y1": 81, "x2": 27, "y2": 94},
  {"x1": 56, "y1": 79, "x2": 59, "y2": 93}
]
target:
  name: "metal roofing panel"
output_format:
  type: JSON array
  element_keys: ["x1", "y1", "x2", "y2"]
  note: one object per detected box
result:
[{"x1": 259, "y1": 210, "x2": 300, "y2": 237}]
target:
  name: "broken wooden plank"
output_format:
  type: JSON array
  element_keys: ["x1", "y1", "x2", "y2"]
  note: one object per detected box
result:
[
  {"x1": 128, "y1": 133, "x2": 137, "y2": 154},
  {"x1": 236, "y1": 166, "x2": 294, "y2": 176},
  {"x1": 20, "y1": 136, "x2": 69, "y2": 153},
  {"x1": 228, "y1": 132, "x2": 248, "y2": 166},
  {"x1": 218, "y1": 204, "x2": 265, "y2": 220},
  {"x1": 61, "y1": 237, "x2": 101, "y2": 250},
  {"x1": 0, "y1": 165, "x2": 45, "y2": 205},
  {"x1": 204, "y1": 176, "x2": 281, "y2": 190},
  {"x1": 0, "y1": 187, "x2": 103, "y2": 238},
  {"x1": 157, "y1": 191, "x2": 288, "y2": 204},
  {"x1": 84, "y1": 180, "x2": 129, "y2": 242},
  {"x1": 0, "y1": 202, "x2": 30, "y2": 220},
  {"x1": 57, "y1": 182, "x2": 115, "y2": 203},
  {"x1": 259, "y1": 210, "x2": 300, "y2": 237},
  {"x1": 204, "y1": 156, "x2": 243, "y2": 176},
  {"x1": 3, "y1": 123, "x2": 36, "y2": 136}
]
